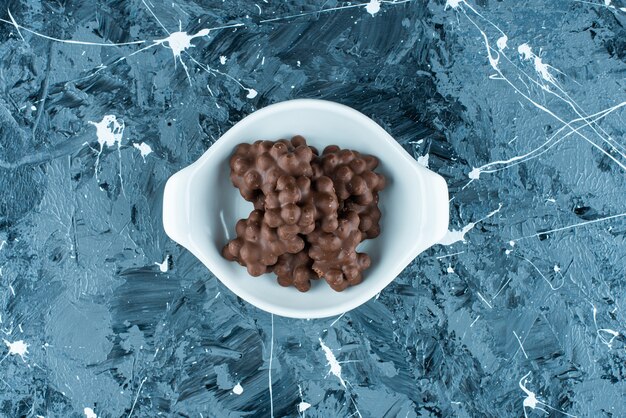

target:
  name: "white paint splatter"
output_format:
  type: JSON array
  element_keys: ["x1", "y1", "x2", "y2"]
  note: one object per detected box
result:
[
  {"x1": 155, "y1": 255, "x2": 170, "y2": 272},
  {"x1": 417, "y1": 153, "x2": 429, "y2": 167},
  {"x1": 219, "y1": 55, "x2": 227, "y2": 65},
  {"x1": 519, "y1": 372, "x2": 577, "y2": 417},
  {"x1": 517, "y1": 43, "x2": 533, "y2": 60},
  {"x1": 89, "y1": 115, "x2": 124, "y2": 148},
  {"x1": 319, "y1": 338, "x2": 345, "y2": 387},
  {"x1": 496, "y1": 35, "x2": 507, "y2": 50},
  {"x1": 365, "y1": 0, "x2": 381, "y2": 16},
  {"x1": 445, "y1": 0, "x2": 464, "y2": 10},
  {"x1": 446, "y1": 265, "x2": 454, "y2": 274},
  {"x1": 439, "y1": 204, "x2": 502, "y2": 245},
  {"x1": 88, "y1": 115, "x2": 125, "y2": 189},
  {"x1": 519, "y1": 373, "x2": 545, "y2": 414},
  {"x1": 83, "y1": 407, "x2": 97, "y2": 418},
  {"x1": 161, "y1": 29, "x2": 209, "y2": 59},
  {"x1": 298, "y1": 401, "x2": 312, "y2": 412},
  {"x1": 154, "y1": 28, "x2": 210, "y2": 83},
  {"x1": 133, "y1": 142, "x2": 153, "y2": 162},
  {"x1": 517, "y1": 45, "x2": 557, "y2": 84},
  {"x1": 246, "y1": 88, "x2": 258, "y2": 99},
  {"x1": 3, "y1": 339, "x2": 28, "y2": 361},
  {"x1": 468, "y1": 167, "x2": 481, "y2": 179},
  {"x1": 232, "y1": 383, "x2": 243, "y2": 395}
]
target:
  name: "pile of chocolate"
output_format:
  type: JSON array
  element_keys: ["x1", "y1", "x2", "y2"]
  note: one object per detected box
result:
[{"x1": 222, "y1": 136, "x2": 386, "y2": 292}]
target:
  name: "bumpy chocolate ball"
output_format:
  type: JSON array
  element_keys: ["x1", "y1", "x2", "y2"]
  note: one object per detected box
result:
[
  {"x1": 229, "y1": 137, "x2": 314, "y2": 204},
  {"x1": 222, "y1": 210, "x2": 304, "y2": 277},
  {"x1": 319, "y1": 146, "x2": 386, "y2": 239},
  {"x1": 273, "y1": 249, "x2": 317, "y2": 292},
  {"x1": 308, "y1": 210, "x2": 371, "y2": 291}
]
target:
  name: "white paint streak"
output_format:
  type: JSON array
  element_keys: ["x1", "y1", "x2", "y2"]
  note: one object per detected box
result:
[
  {"x1": 592, "y1": 304, "x2": 620, "y2": 348},
  {"x1": 513, "y1": 331, "x2": 528, "y2": 359},
  {"x1": 127, "y1": 377, "x2": 147, "y2": 418},
  {"x1": 511, "y1": 211, "x2": 626, "y2": 242},
  {"x1": 522, "y1": 257, "x2": 563, "y2": 291},
  {"x1": 330, "y1": 312, "x2": 345, "y2": 327},
  {"x1": 7, "y1": 9, "x2": 24, "y2": 41},
  {"x1": 319, "y1": 338, "x2": 346, "y2": 387},
  {"x1": 232, "y1": 382, "x2": 243, "y2": 395},
  {"x1": 476, "y1": 292, "x2": 492, "y2": 309},
  {"x1": 435, "y1": 251, "x2": 465, "y2": 259},
  {"x1": 269, "y1": 314, "x2": 274, "y2": 418}
]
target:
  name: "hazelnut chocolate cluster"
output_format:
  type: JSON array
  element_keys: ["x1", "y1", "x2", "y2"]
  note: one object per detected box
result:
[{"x1": 222, "y1": 136, "x2": 386, "y2": 292}]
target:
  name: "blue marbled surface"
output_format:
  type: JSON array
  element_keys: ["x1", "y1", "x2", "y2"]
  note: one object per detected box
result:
[{"x1": 1, "y1": 0, "x2": 625, "y2": 417}]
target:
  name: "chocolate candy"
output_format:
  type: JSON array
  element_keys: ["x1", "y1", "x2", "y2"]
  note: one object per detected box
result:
[
  {"x1": 229, "y1": 137, "x2": 314, "y2": 204},
  {"x1": 308, "y1": 210, "x2": 372, "y2": 291},
  {"x1": 319, "y1": 145, "x2": 386, "y2": 239},
  {"x1": 223, "y1": 136, "x2": 385, "y2": 292},
  {"x1": 263, "y1": 175, "x2": 339, "y2": 236},
  {"x1": 273, "y1": 249, "x2": 317, "y2": 292},
  {"x1": 222, "y1": 210, "x2": 304, "y2": 277}
]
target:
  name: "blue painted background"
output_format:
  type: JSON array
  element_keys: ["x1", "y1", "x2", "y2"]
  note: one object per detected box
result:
[{"x1": 1, "y1": 0, "x2": 625, "y2": 417}]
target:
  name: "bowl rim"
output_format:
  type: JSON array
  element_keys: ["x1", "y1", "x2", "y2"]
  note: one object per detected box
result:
[{"x1": 164, "y1": 99, "x2": 448, "y2": 318}]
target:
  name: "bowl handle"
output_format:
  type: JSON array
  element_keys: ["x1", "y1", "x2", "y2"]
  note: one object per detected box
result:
[
  {"x1": 415, "y1": 164, "x2": 450, "y2": 247},
  {"x1": 163, "y1": 165, "x2": 195, "y2": 249}
]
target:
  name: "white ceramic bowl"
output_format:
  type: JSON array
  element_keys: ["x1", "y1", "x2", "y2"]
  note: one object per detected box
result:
[{"x1": 163, "y1": 99, "x2": 449, "y2": 319}]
